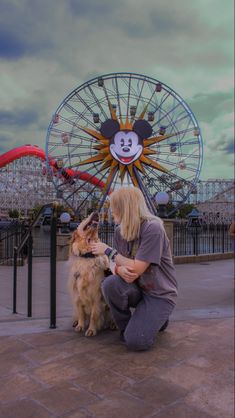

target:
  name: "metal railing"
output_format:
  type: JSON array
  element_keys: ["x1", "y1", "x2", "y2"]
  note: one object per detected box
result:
[
  {"x1": 0, "y1": 220, "x2": 27, "y2": 265},
  {"x1": 2, "y1": 220, "x2": 232, "y2": 262},
  {"x1": 1, "y1": 217, "x2": 233, "y2": 330},
  {"x1": 12, "y1": 203, "x2": 57, "y2": 328},
  {"x1": 173, "y1": 222, "x2": 232, "y2": 256},
  {"x1": 99, "y1": 222, "x2": 115, "y2": 247}
]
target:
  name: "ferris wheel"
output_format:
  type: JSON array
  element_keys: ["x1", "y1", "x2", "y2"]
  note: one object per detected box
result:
[{"x1": 45, "y1": 72, "x2": 203, "y2": 216}]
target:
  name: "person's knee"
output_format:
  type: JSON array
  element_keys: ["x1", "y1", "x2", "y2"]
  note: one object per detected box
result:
[
  {"x1": 101, "y1": 275, "x2": 118, "y2": 301},
  {"x1": 124, "y1": 332, "x2": 154, "y2": 352}
]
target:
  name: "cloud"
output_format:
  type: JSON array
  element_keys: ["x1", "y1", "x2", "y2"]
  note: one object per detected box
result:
[
  {"x1": 69, "y1": 0, "x2": 123, "y2": 17},
  {"x1": 0, "y1": 29, "x2": 32, "y2": 59},
  {"x1": 0, "y1": 109, "x2": 38, "y2": 126},
  {"x1": 188, "y1": 90, "x2": 234, "y2": 123},
  {"x1": 223, "y1": 140, "x2": 235, "y2": 155},
  {"x1": 0, "y1": 0, "x2": 233, "y2": 182},
  {"x1": 0, "y1": 0, "x2": 58, "y2": 60},
  {"x1": 0, "y1": 134, "x2": 14, "y2": 154},
  {"x1": 199, "y1": 109, "x2": 234, "y2": 180}
]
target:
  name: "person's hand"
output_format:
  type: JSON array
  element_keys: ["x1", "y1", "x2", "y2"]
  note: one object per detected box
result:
[
  {"x1": 91, "y1": 242, "x2": 109, "y2": 255},
  {"x1": 117, "y1": 266, "x2": 139, "y2": 283}
]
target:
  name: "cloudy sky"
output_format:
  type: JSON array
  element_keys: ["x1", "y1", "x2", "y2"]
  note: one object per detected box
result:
[{"x1": 0, "y1": 0, "x2": 234, "y2": 180}]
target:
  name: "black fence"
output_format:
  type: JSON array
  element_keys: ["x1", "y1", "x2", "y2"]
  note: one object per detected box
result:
[
  {"x1": 99, "y1": 223, "x2": 115, "y2": 247},
  {"x1": 32, "y1": 223, "x2": 115, "y2": 257},
  {"x1": 0, "y1": 220, "x2": 233, "y2": 264},
  {"x1": 173, "y1": 222, "x2": 232, "y2": 256},
  {"x1": 1, "y1": 217, "x2": 233, "y2": 329},
  {"x1": 0, "y1": 221, "x2": 27, "y2": 265}
]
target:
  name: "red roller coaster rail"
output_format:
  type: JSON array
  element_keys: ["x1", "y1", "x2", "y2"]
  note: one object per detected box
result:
[{"x1": 0, "y1": 145, "x2": 105, "y2": 188}]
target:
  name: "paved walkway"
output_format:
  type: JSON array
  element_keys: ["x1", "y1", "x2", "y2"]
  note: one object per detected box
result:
[{"x1": 0, "y1": 259, "x2": 234, "y2": 417}]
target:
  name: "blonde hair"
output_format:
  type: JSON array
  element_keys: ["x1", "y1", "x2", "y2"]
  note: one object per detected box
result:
[{"x1": 110, "y1": 186, "x2": 162, "y2": 241}]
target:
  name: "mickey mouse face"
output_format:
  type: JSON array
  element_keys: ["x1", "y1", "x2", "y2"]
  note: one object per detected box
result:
[
  {"x1": 110, "y1": 131, "x2": 142, "y2": 165},
  {"x1": 100, "y1": 119, "x2": 153, "y2": 166}
]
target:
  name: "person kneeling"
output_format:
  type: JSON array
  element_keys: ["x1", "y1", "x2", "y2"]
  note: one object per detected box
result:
[{"x1": 91, "y1": 187, "x2": 178, "y2": 351}]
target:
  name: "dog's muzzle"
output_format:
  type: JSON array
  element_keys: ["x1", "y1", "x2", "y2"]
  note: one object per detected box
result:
[{"x1": 83, "y1": 212, "x2": 99, "y2": 231}]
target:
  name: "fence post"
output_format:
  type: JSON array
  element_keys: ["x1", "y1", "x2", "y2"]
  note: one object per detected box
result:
[
  {"x1": 222, "y1": 224, "x2": 225, "y2": 253},
  {"x1": 192, "y1": 231, "x2": 196, "y2": 255},
  {"x1": 50, "y1": 207, "x2": 57, "y2": 329},
  {"x1": 13, "y1": 247, "x2": 17, "y2": 313},
  {"x1": 27, "y1": 232, "x2": 33, "y2": 317}
]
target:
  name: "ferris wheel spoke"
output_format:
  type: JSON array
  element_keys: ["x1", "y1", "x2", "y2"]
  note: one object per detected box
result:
[
  {"x1": 133, "y1": 168, "x2": 157, "y2": 214},
  {"x1": 133, "y1": 78, "x2": 147, "y2": 116},
  {"x1": 66, "y1": 164, "x2": 111, "y2": 200},
  {"x1": 146, "y1": 126, "x2": 197, "y2": 147},
  {"x1": 142, "y1": 166, "x2": 169, "y2": 191},
  {"x1": 74, "y1": 91, "x2": 96, "y2": 115},
  {"x1": 181, "y1": 139, "x2": 201, "y2": 146},
  {"x1": 121, "y1": 76, "x2": 132, "y2": 118},
  {"x1": 97, "y1": 165, "x2": 119, "y2": 211},
  {"x1": 113, "y1": 76, "x2": 123, "y2": 121},
  {"x1": 154, "y1": 101, "x2": 182, "y2": 128},
  {"x1": 63, "y1": 103, "x2": 97, "y2": 130},
  {"x1": 155, "y1": 156, "x2": 198, "y2": 173},
  {"x1": 160, "y1": 151, "x2": 199, "y2": 159},
  {"x1": 151, "y1": 91, "x2": 171, "y2": 119},
  {"x1": 87, "y1": 84, "x2": 109, "y2": 120},
  {"x1": 99, "y1": 80, "x2": 117, "y2": 120},
  {"x1": 167, "y1": 112, "x2": 191, "y2": 132}
]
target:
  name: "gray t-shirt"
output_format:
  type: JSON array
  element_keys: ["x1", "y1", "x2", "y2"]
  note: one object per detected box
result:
[{"x1": 114, "y1": 220, "x2": 178, "y2": 305}]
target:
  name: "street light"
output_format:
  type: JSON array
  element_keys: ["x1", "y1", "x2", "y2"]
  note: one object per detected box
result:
[
  {"x1": 60, "y1": 212, "x2": 71, "y2": 233},
  {"x1": 155, "y1": 191, "x2": 169, "y2": 218},
  {"x1": 186, "y1": 208, "x2": 202, "y2": 256}
]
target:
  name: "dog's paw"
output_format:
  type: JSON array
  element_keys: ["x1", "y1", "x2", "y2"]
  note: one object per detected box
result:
[
  {"x1": 75, "y1": 324, "x2": 85, "y2": 332},
  {"x1": 85, "y1": 328, "x2": 97, "y2": 337},
  {"x1": 72, "y1": 320, "x2": 78, "y2": 328},
  {"x1": 109, "y1": 321, "x2": 117, "y2": 330}
]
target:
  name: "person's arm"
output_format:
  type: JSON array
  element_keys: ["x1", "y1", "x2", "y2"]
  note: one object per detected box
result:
[
  {"x1": 115, "y1": 253, "x2": 150, "y2": 276},
  {"x1": 109, "y1": 258, "x2": 139, "y2": 283},
  {"x1": 91, "y1": 242, "x2": 150, "y2": 278}
]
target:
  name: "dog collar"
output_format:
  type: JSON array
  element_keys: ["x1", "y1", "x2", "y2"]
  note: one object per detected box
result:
[{"x1": 79, "y1": 252, "x2": 96, "y2": 258}]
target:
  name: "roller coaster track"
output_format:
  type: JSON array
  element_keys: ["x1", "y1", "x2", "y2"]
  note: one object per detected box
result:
[{"x1": 0, "y1": 144, "x2": 105, "y2": 189}]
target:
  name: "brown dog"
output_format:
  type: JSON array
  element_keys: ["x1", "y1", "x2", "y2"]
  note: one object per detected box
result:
[{"x1": 68, "y1": 212, "x2": 113, "y2": 336}]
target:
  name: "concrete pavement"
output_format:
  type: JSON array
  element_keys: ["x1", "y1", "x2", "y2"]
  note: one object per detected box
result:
[{"x1": 0, "y1": 258, "x2": 234, "y2": 417}]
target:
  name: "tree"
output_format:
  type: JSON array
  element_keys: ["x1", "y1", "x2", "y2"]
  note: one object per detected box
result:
[
  {"x1": 166, "y1": 202, "x2": 177, "y2": 218},
  {"x1": 8, "y1": 209, "x2": 20, "y2": 218},
  {"x1": 177, "y1": 203, "x2": 195, "y2": 219}
]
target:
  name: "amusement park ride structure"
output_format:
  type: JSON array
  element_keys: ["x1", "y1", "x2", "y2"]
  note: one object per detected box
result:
[
  {"x1": 0, "y1": 73, "x2": 233, "y2": 223},
  {"x1": 0, "y1": 146, "x2": 56, "y2": 217},
  {"x1": 45, "y1": 72, "x2": 203, "y2": 215},
  {"x1": 0, "y1": 145, "x2": 105, "y2": 217},
  {"x1": 191, "y1": 179, "x2": 234, "y2": 224},
  {"x1": 0, "y1": 145, "x2": 233, "y2": 222}
]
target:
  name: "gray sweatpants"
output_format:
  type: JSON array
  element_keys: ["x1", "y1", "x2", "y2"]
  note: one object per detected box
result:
[{"x1": 102, "y1": 274, "x2": 175, "y2": 351}]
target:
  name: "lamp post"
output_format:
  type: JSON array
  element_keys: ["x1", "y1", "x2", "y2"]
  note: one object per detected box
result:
[
  {"x1": 186, "y1": 208, "x2": 202, "y2": 256},
  {"x1": 60, "y1": 212, "x2": 71, "y2": 234},
  {"x1": 155, "y1": 191, "x2": 169, "y2": 218}
]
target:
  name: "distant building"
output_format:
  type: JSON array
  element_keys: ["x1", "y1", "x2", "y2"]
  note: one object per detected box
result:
[{"x1": 190, "y1": 179, "x2": 234, "y2": 224}]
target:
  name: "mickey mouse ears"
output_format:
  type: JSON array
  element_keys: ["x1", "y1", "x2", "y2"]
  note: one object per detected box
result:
[
  {"x1": 100, "y1": 120, "x2": 120, "y2": 139},
  {"x1": 133, "y1": 120, "x2": 152, "y2": 139},
  {"x1": 100, "y1": 119, "x2": 152, "y2": 139}
]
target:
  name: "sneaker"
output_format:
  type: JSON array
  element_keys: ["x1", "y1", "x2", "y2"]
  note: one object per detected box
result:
[{"x1": 159, "y1": 319, "x2": 169, "y2": 332}]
